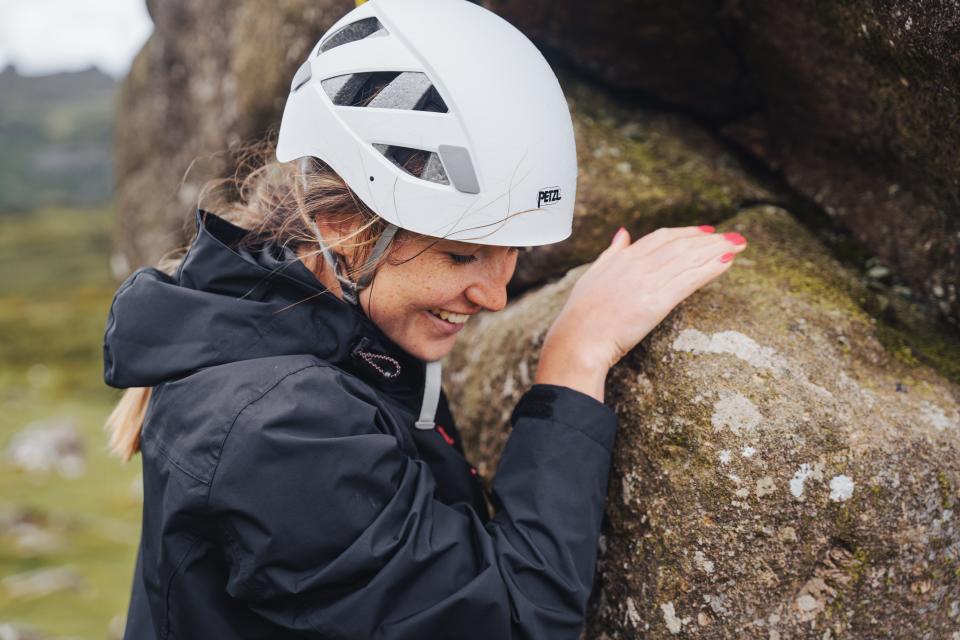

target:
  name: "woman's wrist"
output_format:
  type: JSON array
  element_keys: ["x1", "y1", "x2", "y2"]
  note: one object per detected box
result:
[{"x1": 534, "y1": 338, "x2": 610, "y2": 403}]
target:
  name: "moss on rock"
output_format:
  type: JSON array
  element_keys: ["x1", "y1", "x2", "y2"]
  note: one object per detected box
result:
[{"x1": 447, "y1": 205, "x2": 960, "y2": 638}]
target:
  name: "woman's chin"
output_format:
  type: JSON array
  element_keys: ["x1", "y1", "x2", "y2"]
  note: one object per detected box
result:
[{"x1": 404, "y1": 334, "x2": 457, "y2": 363}]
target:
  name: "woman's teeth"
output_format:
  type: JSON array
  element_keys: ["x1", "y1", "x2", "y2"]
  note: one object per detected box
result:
[{"x1": 428, "y1": 308, "x2": 470, "y2": 324}]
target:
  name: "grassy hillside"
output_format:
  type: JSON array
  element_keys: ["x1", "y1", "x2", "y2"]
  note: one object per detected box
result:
[
  {"x1": 0, "y1": 67, "x2": 116, "y2": 212},
  {"x1": 0, "y1": 207, "x2": 140, "y2": 639}
]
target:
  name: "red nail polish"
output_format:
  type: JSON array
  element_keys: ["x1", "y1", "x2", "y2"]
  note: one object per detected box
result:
[
  {"x1": 723, "y1": 232, "x2": 746, "y2": 245},
  {"x1": 698, "y1": 225, "x2": 715, "y2": 233},
  {"x1": 719, "y1": 252, "x2": 735, "y2": 263}
]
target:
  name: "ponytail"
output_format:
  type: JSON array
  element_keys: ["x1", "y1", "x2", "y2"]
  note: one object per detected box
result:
[{"x1": 104, "y1": 387, "x2": 152, "y2": 463}]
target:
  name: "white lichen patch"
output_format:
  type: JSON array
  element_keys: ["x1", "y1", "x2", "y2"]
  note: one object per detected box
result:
[
  {"x1": 756, "y1": 476, "x2": 776, "y2": 497},
  {"x1": 661, "y1": 601, "x2": 683, "y2": 634},
  {"x1": 625, "y1": 596, "x2": 641, "y2": 628},
  {"x1": 672, "y1": 329, "x2": 789, "y2": 374},
  {"x1": 694, "y1": 550, "x2": 715, "y2": 574},
  {"x1": 741, "y1": 446, "x2": 756, "y2": 458},
  {"x1": 634, "y1": 371, "x2": 655, "y2": 398},
  {"x1": 620, "y1": 469, "x2": 644, "y2": 506},
  {"x1": 801, "y1": 379, "x2": 833, "y2": 399},
  {"x1": 711, "y1": 392, "x2": 763, "y2": 436},
  {"x1": 790, "y1": 463, "x2": 814, "y2": 498},
  {"x1": 673, "y1": 328, "x2": 837, "y2": 401},
  {"x1": 793, "y1": 577, "x2": 834, "y2": 622},
  {"x1": 704, "y1": 593, "x2": 730, "y2": 615},
  {"x1": 873, "y1": 468, "x2": 901, "y2": 490},
  {"x1": 829, "y1": 475, "x2": 855, "y2": 502},
  {"x1": 719, "y1": 449, "x2": 732, "y2": 464},
  {"x1": 919, "y1": 400, "x2": 958, "y2": 431},
  {"x1": 517, "y1": 358, "x2": 530, "y2": 387},
  {"x1": 501, "y1": 370, "x2": 516, "y2": 397}
]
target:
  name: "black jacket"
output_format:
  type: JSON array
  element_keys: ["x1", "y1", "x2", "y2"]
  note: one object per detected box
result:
[{"x1": 104, "y1": 208, "x2": 618, "y2": 639}]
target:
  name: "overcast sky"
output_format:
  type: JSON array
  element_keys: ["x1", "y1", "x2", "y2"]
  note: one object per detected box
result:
[{"x1": 0, "y1": 0, "x2": 153, "y2": 78}]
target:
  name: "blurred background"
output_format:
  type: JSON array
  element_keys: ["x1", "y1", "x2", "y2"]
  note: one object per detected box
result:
[
  {"x1": 1, "y1": 0, "x2": 959, "y2": 637},
  {"x1": 0, "y1": 1, "x2": 151, "y2": 637}
]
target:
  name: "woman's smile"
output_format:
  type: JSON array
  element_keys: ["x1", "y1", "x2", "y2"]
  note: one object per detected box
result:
[
  {"x1": 354, "y1": 240, "x2": 518, "y2": 362},
  {"x1": 423, "y1": 308, "x2": 469, "y2": 336}
]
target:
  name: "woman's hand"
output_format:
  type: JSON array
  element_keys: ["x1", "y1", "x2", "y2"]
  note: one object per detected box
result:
[{"x1": 534, "y1": 225, "x2": 747, "y2": 402}]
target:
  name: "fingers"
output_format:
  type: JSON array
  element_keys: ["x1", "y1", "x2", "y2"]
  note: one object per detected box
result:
[
  {"x1": 595, "y1": 224, "x2": 710, "y2": 268},
  {"x1": 595, "y1": 225, "x2": 747, "y2": 295},
  {"x1": 592, "y1": 226, "x2": 632, "y2": 267},
  {"x1": 644, "y1": 232, "x2": 746, "y2": 276},
  {"x1": 660, "y1": 238, "x2": 745, "y2": 302},
  {"x1": 625, "y1": 225, "x2": 717, "y2": 261}
]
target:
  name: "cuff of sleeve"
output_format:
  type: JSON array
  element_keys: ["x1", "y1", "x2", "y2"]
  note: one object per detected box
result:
[{"x1": 510, "y1": 383, "x2": 619, "y2": 453}]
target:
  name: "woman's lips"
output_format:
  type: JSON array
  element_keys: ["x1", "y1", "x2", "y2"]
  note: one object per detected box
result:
[{"x1": 423, "y1": 309, "x2": 466, "y2": 336}]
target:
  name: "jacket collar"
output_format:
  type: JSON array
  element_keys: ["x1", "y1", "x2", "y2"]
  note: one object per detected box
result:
[{"x1": 103, "y1": 208, "x2": 428, "y2": 412}]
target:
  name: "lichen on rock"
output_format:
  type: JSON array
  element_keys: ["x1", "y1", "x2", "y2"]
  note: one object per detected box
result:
[{"x1": 447, "y1": 205, "x2": 960, "y2": 638}]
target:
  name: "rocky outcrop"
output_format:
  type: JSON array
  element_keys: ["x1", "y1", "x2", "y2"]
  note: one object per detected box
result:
[
  {"x1": 510, "y1": 69, "x2": 772, "y2": 294},
  {"x1": 483, "y1": 0, "x2": 960, "y2": 327},
  {"x1": 113, "y1": 0, "x2": 346, "y2": 273},
  {"x1": 445, "y1": 205, "x2": 960, "y2": 637}
]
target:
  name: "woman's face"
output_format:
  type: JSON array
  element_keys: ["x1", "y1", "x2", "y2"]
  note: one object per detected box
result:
[{"x1": 360, "y1": 236, "x2": 519, "y2": 362}]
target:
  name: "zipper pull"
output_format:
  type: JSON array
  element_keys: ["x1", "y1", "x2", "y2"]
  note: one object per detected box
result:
[{"x1": 351, "y1": 336, "x2": 401, "y2": 379}]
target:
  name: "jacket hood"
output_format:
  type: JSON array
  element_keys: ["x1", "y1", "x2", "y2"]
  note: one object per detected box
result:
[{"x1": 103, "y1": 208, "x2": 429, "y2": 408}]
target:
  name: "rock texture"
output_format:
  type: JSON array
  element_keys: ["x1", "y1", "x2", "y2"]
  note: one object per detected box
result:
[
  {"x1": 445, "y1": 206, "x2": 960, "y2": 637},
  {"x1": 113, "y1": 0, "x2": 345, "y2": 272},
  {"x1": 482, "y1": 0, "x2": 960, "y2": 326},
  {"x1": 510, "y1": 69, "x2": 772, "y2": 294}
]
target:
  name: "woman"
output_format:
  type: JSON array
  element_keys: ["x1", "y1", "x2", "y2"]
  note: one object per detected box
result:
[{"x1": 103, "y1": 1, "x2": 746, "y2": 638}]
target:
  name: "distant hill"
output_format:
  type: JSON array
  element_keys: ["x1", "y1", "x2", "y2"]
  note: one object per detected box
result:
[{"x1": 0, "y1": 65, "x2": 117, "y2": 212}]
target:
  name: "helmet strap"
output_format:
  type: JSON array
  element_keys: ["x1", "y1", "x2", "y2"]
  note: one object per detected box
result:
[{"x1": 298, "y1": 158, "x2": 398, "y2": 307}]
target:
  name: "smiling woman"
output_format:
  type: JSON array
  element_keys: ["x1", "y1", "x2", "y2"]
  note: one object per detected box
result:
[{"x1": 100, "y1": 1, "x2": 743, "y2": 638}]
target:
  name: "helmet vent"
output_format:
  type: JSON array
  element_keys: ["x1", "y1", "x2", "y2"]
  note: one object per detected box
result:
[
  {"x1": 321, "y1": 71, "x2": 448, "y2": 113},
  {"x1": 373, "y1": 144, "x2": 450, "y2": 186},
  {"x1": 318, "y1": 17, "x2": 388, "y2": 54}
]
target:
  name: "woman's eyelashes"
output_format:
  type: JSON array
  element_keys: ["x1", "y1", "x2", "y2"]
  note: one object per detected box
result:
[{"x1": 447, "y1": 252, "x2": 479, "y2": 265}]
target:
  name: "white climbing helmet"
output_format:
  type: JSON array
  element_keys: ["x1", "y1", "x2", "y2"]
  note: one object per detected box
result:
[{"x1": 276, "y1": 0, "x2": 578, "y2": 249}]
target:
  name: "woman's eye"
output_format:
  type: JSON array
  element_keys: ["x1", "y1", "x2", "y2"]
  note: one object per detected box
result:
[{"x1": 447, "y1": 252, "x2": 479, "y2": 265}]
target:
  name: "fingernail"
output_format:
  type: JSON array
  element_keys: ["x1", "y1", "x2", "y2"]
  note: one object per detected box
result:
[
  {"x1": 719, "y1": 252, "x2": 735, "y2": 263},
  {"x1": 723, "y1": 232, "x2": 746, "y2": 245},
  {"x1": 698, "y1": 225, "x2": 715, "y2": 233},
  {"x1": 611, "y1": 226, "x2": 625, "y2": 245}
]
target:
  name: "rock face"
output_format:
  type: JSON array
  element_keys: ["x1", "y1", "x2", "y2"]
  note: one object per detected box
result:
[
  {"x1": 510, "y1": 68, "x2": 772, "y2": 294},
  {"x1": 113, "y1": 0, "x2": 345, "y2": 272},
  {"x1": 445, "y1": 206, "x2": 960, "y2": 637},
  {"x1": 482, "y1": 0, "x2": 960, "y2": 327},
  {"x1": 478, "y1": 0, "x2": 755, "y2": 121}
]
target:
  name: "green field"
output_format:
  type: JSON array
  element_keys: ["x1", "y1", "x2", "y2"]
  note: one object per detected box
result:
[{"x1": 0, "y1": 207, "x2": 140, "y2": 639}]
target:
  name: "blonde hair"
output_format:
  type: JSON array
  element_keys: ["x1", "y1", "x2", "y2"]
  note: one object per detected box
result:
[{"x1": 104, "y1": 134, "x2": 435, "y2": 462}]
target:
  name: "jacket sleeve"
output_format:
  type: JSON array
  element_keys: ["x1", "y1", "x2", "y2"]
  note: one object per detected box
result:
[{"x1": 208, "y1": 364, "x2": 618, "y2": 640}]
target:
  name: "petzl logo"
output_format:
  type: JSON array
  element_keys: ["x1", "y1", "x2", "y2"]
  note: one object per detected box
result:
[{"x1": 537, "y1": 186, "x2": 561, "y2": 208}]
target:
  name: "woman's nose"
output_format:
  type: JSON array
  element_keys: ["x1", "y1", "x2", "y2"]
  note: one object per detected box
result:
[
  {"x1": 465, "y1": 252, "x2": 516, "y2": 312},
  {"x1": 466, "y1": 280, "x2": 508, "y2": 313}
]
